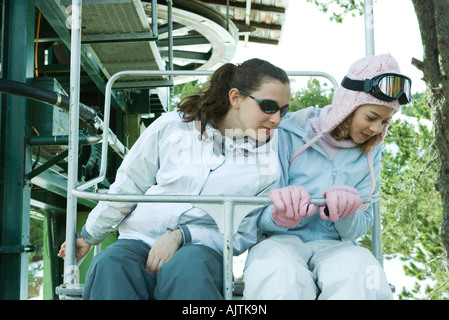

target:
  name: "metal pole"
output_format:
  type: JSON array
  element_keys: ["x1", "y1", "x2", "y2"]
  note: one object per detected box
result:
[
  {"x1": 364, "y1": 0, "x2": 375, "y2": 55},
  {"x1": 0, "y1": 0, "x2": 34, "y2": 300},
  {"x1": 27, "y1": 135, "x2": 100, "y2": 146},
  {"x1": 71, "y1": 188, "x2": 379, "y2": 206},
  {"x1": 223, "y1": 200, "x2": 234, "y2": 300},
  {"x1": 226, "y1": 0, "x2": 229, "y2": 31},
  {"x1": 64, "y1": 0, "x2": 82, "y2": 285},
  {"x1": 151, "y1": 0, "x2": 158, "y2": 38},
  {"x1": 288, "y1": 71, "x2": 339, "y2": 90},
  {"x1": 167, "y1": 0, "x2": 174, "y2": 74},
  {"x1": 372, "y1": 198, "x2": 383, "y2": 267}
]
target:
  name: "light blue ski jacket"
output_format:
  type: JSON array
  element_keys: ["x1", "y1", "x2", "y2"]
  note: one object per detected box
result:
[{"x1": 258, "y1": 107, "x2": 382, "y2": 242}]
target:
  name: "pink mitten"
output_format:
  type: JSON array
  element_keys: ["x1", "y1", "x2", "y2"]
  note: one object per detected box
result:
[
  {"x1": 318, "y1": 185, "x2": 363, "y2": 222},
  {"x1": 270, "y1": 186, "x2": 316, "y2": 228}
]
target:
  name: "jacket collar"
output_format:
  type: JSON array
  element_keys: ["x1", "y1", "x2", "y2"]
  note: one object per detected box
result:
[
  {"x1": 279, "y1": 107, "x2": 327, "y2": 155},
  {"x1": 200, "y1": 121, "x2": 267, "y2": 153}
]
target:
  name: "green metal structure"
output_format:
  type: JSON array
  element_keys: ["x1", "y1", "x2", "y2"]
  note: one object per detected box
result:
[{"x1": 0, "y1": 0, "x2": 288, "y2": 300}]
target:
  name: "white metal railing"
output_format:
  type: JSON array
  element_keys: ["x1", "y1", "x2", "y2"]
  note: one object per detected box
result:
[
  {"x1": 64, "y1": 68, "x2": 382, "y2": 300},
  {"x1": 60, "y1": 0, "x2": 384, "y2": 300},
  {"x1": 73, "y1": 191, "x2": 380, "y2": 300}
]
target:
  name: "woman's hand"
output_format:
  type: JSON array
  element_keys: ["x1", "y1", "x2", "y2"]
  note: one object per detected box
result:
[
  {"x1": 146, "y1": 229, "x2": 182, "y2": 275},
  {"x1": 58, "y1": 237, "x2": 92, "y2": 260}
]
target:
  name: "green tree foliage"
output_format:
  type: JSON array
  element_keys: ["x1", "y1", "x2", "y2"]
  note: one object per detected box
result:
[
  {"x1": 379, "y1": 92, "x2": 448, "y2": 299},
  {"x1": 307, "y1": 0, "x2": 364, "y2": 23},
  {"x1": 289, "y1": 78, "x2": 334, "y2": 112},
  {"x1": 173, "y1": 80, "x2": 205, "y2": 102}
]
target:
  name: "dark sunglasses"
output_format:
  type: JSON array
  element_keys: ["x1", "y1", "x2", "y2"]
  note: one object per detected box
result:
[
  {"x1": 341, "y1": 73, "x2": 412, "y2": 105},
  {"x1": 238, "y1": 89, "x2": 289, "y2": 118}
]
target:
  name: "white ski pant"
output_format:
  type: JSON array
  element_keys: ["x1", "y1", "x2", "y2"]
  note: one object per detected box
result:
[{"x1": 243, "y1": 234, "x2": 393, "y2": 300}]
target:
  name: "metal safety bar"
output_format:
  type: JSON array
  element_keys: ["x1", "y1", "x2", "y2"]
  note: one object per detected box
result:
[
  {"x1": 64, "y1": 68, "x2": 382, "y2": 300},
  {"x1": 74, "y1": 190, "x2": 380, "y2": 299},
  {"x1": 76, "y1": 69, "x2": 339, "y2": 194}
]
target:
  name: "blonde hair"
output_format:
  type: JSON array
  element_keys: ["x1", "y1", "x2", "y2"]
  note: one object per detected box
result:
[{"x1": 330, "y1": 114, "x2": 378, "y2": 153}]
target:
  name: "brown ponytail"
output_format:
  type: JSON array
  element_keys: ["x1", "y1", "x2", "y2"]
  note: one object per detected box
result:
[{"x1": 177, "y1": 58, "x2": 289, "y2": 134}]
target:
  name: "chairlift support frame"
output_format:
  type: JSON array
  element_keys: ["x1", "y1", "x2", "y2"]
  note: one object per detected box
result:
[
  {"x1": 62, "y1": 69, "x2": 381, "y2": 300},
  {"x1": 59, "y1": 0, "x2": 383, "y2": 301}
]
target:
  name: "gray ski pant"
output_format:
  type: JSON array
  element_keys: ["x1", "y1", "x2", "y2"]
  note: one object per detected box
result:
[{"x1": 83, "y1": 239, "x2": 223, "y2": 300}]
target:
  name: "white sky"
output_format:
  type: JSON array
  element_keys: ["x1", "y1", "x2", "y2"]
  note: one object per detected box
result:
[{"x1": 231, "y1": 0, "x2": 424, "y2": 94}]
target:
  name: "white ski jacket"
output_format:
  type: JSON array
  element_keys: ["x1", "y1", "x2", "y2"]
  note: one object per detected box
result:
[{"x1": 82, "y1": 111, "x2": 279, "y2": 255}]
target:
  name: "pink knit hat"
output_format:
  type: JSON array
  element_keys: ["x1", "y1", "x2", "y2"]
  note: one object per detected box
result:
[
  {"x1": 289, "y1": 54, "x2": 404, "y2": 196},
  {"x1": 323, "y1": 53, "x2": 401, "y2": 140},
  {"x1": 290, "y1": 53, "x2": 402, "y2": 163}
]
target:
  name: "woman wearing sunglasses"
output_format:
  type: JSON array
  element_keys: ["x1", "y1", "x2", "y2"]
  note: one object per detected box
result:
[
  {"x1": 243, "y1": 54, "x2": 411, "y2": 300},
  {"x1": 58, "y1": 58, "x2": 291, "y2": 300}
]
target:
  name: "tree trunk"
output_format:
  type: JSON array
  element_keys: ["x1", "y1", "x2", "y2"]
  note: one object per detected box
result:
[{"x1": 411, "y1": 0, "x2": 449, "y2": 271}]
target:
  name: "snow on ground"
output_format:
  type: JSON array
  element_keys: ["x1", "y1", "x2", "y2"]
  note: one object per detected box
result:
[
  {"x1": 233, "y1": 251, "x2": 248, "y2": 281},
  {"x1": 383, "y1": 254, "x2": 435, "y2": 299},
  {"x1": 394, "y1": 113, "x2": 432, "y2": 129},
  {"x1": 28, "y1": 260, "x2": 44, "y2": 300}
]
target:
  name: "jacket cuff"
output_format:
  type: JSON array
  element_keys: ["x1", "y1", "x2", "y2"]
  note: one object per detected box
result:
[
  {"x1": 81, "y1": 225, "x2": 104, "y2": 245},
  {"x1": 168, "y1": 224, "x2": 191, "y2": 245},
  {"x1": 178, "y1": 224, "x2": 191, "y2": 245}
]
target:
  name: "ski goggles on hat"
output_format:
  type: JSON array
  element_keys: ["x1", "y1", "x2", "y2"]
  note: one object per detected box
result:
[
  {"x1": 238, "y1": 89, "x2": 289, "y2": 117},
  {"x1": 341, "y1": 73, "x2": 412, "y2": 105}
]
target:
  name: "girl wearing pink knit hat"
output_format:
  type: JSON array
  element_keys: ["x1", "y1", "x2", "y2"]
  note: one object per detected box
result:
[{"x1": 243, "y1": 54, "x2": 411, "y2": 300}]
